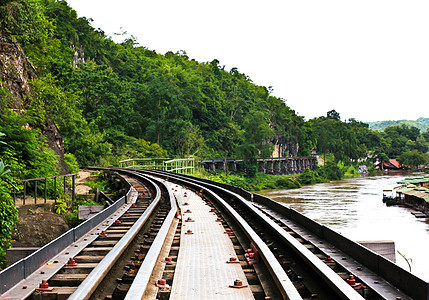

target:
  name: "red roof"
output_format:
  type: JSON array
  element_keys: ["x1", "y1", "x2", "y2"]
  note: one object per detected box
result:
[
  {"x1": 383, "y1": 159, "x2": 401, "y2": 169},
  {"x1": 390, "y1": 159, "x2": 401, "y2": 168}
]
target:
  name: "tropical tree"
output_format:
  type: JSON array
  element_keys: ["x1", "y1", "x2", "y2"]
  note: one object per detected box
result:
[
  {"x1": 0, "y1": 133, "x2": 18, "y2": 268},
  {"x1": 399, "y1": 150, "x2": 428, "y2": 169}
]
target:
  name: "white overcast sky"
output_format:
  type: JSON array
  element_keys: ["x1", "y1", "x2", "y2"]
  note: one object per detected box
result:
[{"x1": 66, "y1": 0, "x2": 429, "y2": 122}]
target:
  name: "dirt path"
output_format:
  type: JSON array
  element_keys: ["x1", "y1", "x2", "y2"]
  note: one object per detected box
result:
[{"x1": 76, "y1": 170, "x2": 92, "y2": 195}]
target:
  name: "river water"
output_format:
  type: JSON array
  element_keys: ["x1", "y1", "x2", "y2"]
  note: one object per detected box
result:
[{"x1": 258, "y1": 173, "x2": 429, "y2": 281}]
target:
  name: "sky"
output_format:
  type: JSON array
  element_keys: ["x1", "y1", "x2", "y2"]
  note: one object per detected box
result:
[{"x1": 66, "y1": 0, "x2": 429, "y2": 122}]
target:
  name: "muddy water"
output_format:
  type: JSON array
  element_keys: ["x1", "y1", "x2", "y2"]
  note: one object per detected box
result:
[{"x1": 258, "y1": 173, "x2": 429, "y2": 281}]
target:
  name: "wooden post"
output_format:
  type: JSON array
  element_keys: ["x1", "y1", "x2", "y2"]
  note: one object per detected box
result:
[
  {"x1": 72, "y1": 175, "x2": 75, "y2": 203},
  {"x1": 23, "y1": 182, "x2": 26, "y2": 205},
  {"x1": 54, "y1": 177, "x2": 57, "y2": 203},
  {"x1": 44, "y1": 178, "x2": 47, "y2": 203},
  {"x1": 34, "y1": 180, "x2": 37, "y2": 204}
]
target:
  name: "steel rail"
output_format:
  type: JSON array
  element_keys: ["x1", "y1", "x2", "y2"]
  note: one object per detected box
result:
[
  {"x1": 0, "y1": 179, "x2": 134, "y2": 299},
  {"x1": 149, "y1": 170, "x2": 420, "y2": 299},
  {"x1": 124, "y1": 174, "x2": 177, "y2": 300},
  {"x1": 238, "y1": 196, "x2": 365, "y2": 300},
  {"x1": 143, "y1": 170, "x2": 365, "y2": 300},
  {"x1": 142, "y1": 170, "x2": 303, "y2": 300},
  {"x1": 68, "y1": 173, "x2": 162, "y2": 300},
  {"x1": 201, "y1": 180, "x2": 302, "y2": 299}
]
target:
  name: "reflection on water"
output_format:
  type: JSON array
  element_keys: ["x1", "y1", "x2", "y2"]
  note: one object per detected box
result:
[{"x1": 258, "y1": 173, "x2": 429, "y2": 281}]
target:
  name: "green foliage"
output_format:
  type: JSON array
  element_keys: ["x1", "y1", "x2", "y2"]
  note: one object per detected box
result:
[
  {"x1": 0, "y1": 109, "x2": 59, "y2": 179},
  {"x1": 307, "y1": 111, "x2": 367, "y2": 164},
  {"x1": 84, "y1": 177, "x2": 109, "y2": 194},
  {"x1": 1, "y1": 0, "x2": 428, "y2": 191},
  {"x1": 64, "y1": 153, "x2": 79, "y2": 173},
  {"x1": 19, "y1": 1, "x2": 300, "y2": 162},
  {"x1": 275, "y1": 177, "x2": 301, "y2": 189},
  {"x1": 0, "y1": 0, "x2": 51, "y2": 44},
  {"x1": 319, "y1": 161, "x2": 344, "y2": 181},
  {"x1": 399, "y1": 150, "x2": 428, "y2": 169},
  {"x1": 206, "y1": 172, "x2": 301, "y2": 191},
  {"x1": 369, "y1": 118, "x2": 429, "y2": 133},
  {"x1": 0, "y1": 157, "x2": 18, "y2": 267},
  {"x1": 297, "y1": 168, "x2": 328, "y2": 185},
  {"x1": 343, "y1": 165, "x2": 361, "y2": 179},
  {"x1": 54, "y1": 196, "x2": 68, "y2": 215}
]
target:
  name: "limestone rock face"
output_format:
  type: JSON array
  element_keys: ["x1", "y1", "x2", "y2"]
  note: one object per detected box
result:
[
  {"x1": 0, "y1": 35, "x2": 35, "y2": 107},
  {"x1": 0, "y1": 34, "x2": 69, "y2": 174}
]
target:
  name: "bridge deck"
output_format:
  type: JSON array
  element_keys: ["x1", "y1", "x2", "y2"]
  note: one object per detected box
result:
[{"x1": 167, "y1": 183, "x2": 254, "y2": 299}]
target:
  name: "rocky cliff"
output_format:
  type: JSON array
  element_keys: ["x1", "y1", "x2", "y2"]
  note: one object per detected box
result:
[{"x1": 0, "y1": 34, "x2": 69, "y2": 174}]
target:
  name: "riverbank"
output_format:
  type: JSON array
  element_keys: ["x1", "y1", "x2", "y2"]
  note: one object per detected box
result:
[
  {"x1": 200, "y1": 163, "x2": 365, "y2": 191},
  {"x1": 201, "y1": 172, "x2": 301, "y2": 191},
  {"x1": 257, "y1": 173, "x2": 429, "y2": 281}
]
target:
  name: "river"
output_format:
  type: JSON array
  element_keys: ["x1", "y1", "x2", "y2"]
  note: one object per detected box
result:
[{"x1": 257, "y1": 173, "x2": 429, "y2": 281}]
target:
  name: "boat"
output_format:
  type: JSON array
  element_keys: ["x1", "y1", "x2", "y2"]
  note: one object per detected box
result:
[{"x1": 382, "y1": 190, "x2": 395, "y2": 203}]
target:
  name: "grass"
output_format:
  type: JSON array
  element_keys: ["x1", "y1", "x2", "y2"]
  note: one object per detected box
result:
[{"x1": 201, "y1": 171, "x2": 302, "y2": 191}]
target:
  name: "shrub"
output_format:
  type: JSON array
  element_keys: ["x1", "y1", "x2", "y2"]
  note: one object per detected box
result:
[
  {"x1": 298, "y1": 168, "x2": 328, "y2": 185},
  {"x1": 275, "y1": 178, "x2": 301, "y2": 189},
  {"x1": 64, "y1": 153, "x2": 79, "y2": 173}
]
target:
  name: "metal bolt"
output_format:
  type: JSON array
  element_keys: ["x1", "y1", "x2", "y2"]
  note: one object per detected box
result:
[
  {"x1": 158, "y1": 279, "x2": 166, "y2": 285},
  {"x1": 347, "y1": 275, "x2": 356, "y2": 286},
  {"x1": 66, "y1": 257, "x2": 78, "y2": 267}
]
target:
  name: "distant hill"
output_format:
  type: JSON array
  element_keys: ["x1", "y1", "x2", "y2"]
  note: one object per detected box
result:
[{"x1": 368, "y1": 118, "x2": 429, "y2": 132}]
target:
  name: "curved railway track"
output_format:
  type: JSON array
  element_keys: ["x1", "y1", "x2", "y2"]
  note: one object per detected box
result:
[{"x1": 0, "y1": 168, "x2": 416, "y2": 300}]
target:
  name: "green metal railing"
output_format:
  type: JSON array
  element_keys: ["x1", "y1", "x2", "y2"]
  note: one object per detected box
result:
[
  {"x1": 119, "y1": 158, "x2": 195, "y2": 175},
  {"x1": 119, "y1": 158, "x2": 170, "y2": 169},
  {"x1": 163, "y1": 158, "x2": 195, "y2": 175}
]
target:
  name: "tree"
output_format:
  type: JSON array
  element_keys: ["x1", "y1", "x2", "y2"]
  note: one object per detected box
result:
[
  {"x1": 327, "y1": 109, "x2": 341, "y2": 120},
  {"x1": 0, "y1": 133, "x2": 18, "y2": 268},
  {"x1": 399, "y1": 150, "x2": 428, "y2": 169},
  {"x1": 406, "y1": 135, "x2": 429, "y2": 153},
  {"x1": 176, "y1": 124, "x2": 205, "y2": 158}
]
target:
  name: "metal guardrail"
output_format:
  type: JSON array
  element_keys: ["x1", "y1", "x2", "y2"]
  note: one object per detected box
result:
[
  {"x1": 0, "y1": 175, "x2": 132, "y2": 295},
  {"x1": 119, "y1": 158, "x2": 170, "y2": 169},
  {"x1": 119, "y1": 158, "x2": 195, "y2": 175}
]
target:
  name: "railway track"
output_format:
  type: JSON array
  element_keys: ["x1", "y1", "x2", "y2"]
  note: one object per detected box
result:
[{"x1": 0, "y1": 168, "x2": 418, "y2": 299}]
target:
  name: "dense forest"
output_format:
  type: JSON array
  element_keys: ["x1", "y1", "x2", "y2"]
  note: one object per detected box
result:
[
  {"x1": 0, "y1": 0, "x2": 428, "y2": 264},
  {"x1": 369, "y1": 118, "x2": 429, "y2": 133},
  {"x1": 0, "y1": 0, "x2": 428, "y2": 178}
]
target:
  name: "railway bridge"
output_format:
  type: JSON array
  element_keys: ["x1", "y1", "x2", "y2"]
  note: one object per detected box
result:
[
  {"x1": 1, "y1": 168, "x2": 426, "y2": 300},
  {"x1": 200, "y1": 156, "x2": 318, "y2": 175}
]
